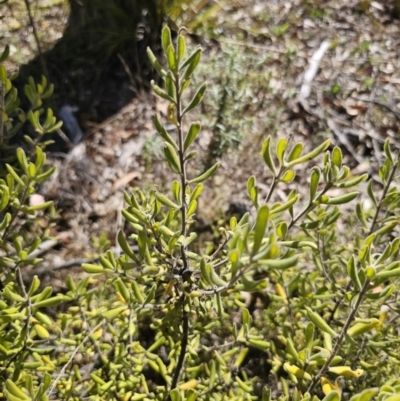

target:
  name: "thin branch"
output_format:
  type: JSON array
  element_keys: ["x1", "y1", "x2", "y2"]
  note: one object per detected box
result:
[
  {"x1": 307, "y1": 279, "x2": 370, "y2": 394},
  {"x1": 48, "y1": 321, "x2": 104, "y2": 397},
  {"x1": 351, "y1": 96, "x2": 400, "y2": 122},
  {"x1": 169, "y1": 296, "x2": 189, "y2": 391},
  {"x1": 23, "y1": 0, "x2": 50, "y2": 81},
  {"x1": 368, "y1": 151, "x2": 400, "y2": 235},
  {"x1": 167, "y1": 55, "x2": 190, "y2": 398}
]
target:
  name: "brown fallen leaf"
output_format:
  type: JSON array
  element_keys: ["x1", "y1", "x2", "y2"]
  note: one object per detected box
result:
[{"x1": 113, "y1": 171, "x2": 141, "y2": 190}]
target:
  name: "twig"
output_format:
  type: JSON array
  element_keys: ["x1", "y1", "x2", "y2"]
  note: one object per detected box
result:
[
  {"x1": 369, "y1": 146, "x2": 400, "y2": 235},
  {"x1": 48, "y1": 321, "x2": 104, "y2": 397},
  {"x1": 23, "y1": 0, "x2": 50, "y2": 81},
  {"x1": 351, "y1": 96, "x2": 400, "y2": 122},
  {"x1": 307, "y1": 279, "x2": 370, "y2": 394},
  {"x1": 210, "y1": 237, "x2": 229, "y2": 260},
  {"x1": 117, "y1": 53, "x2": 141, "y2": 97},
  {"x1": 326, "y1": 118, "x2": 366, "y2": 165},
  {"x1": 169, "y1": 297, "x2": 189, "y2": 391},
  {"x1": 166, "y1": 53, "x2": 191, "y2": 398}
]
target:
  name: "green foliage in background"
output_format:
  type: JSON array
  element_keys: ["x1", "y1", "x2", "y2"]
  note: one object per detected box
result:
[{"x1": 2, "y1": 22, "x2": 400, "y2": 401}]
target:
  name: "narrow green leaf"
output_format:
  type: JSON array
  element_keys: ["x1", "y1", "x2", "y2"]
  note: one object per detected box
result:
[
  {"x1": 276, "y1": 222, "x2": 287, "y2": 238},
  {"x1": 258, "y1": 255, "x2": 298, "y2": 270},
  {"x1": 349, "y1": 388, "x2": 379, "y2": 401},
  {"x1": 347, "y1": 256, "x2": 361, "y2": 290},
  {"x1": 200, "y1": 258, "x2": 213, "y2": 286},
  {"x1": 164, "y1": 142, "x2": 181, "y2": 173},
  {"x1": 0, "y1": 185, "x2": 9, "y2": 212},
  {"x1": 181, "y1": 48, "x2": 202, "y2": 80},
  {"x1": 27, "y1": 200, "x2": 52, "y2": 211},
  {"x1": 154, "y1": 115, "x2": 177, "y2": 149},
  {"x1": 281, "y1": 170, "x2": 295, "y2": 183},
  {"x1": 309, "y1": 167, "x2": 320, "y2": 202},
  {"x1": 17, "y1": 148, "x2": 29, "y2": 172},
  {"x1": 82, "y1": 263, "x2": 106, "y2": 274},
  {"x1": 143, "y1": 284, "x2": 157, "y2": 305},
  {"x1": 103, "y1": 305, "x2": 128, "y2": 320},
  {"x1": 356, "y1": 203, "x2": 368, "y2": 228},
  {"x1": 177, "y1": 35, "x2": 186, "y2": 62},
  {"x1": 187, "y1": 200, "x2": 197, "y2": 217},
  {"x1": 155, "y1": 193, "x2": 180, "y2": 209},
  {"x1": 114, "y1": 278, "x2": 130, "y2": 303},
  {"x1": 35, "y1": 166, "x2": 56, "y2": 182},
  {"x1": 271, "y1": 194, "x2": 300, "y2": 214},
  {"x1": 215, "y1": 292, "x2": 224, "y2": 316},
  {"x1": 165, "y1": 75, "x2": 176, "y2": 101},
  {"x1": 182, "y1": 83, "x2": 206, "y2": 115},
  {"x1": 332, "y1": 146, "x2": 342, "y2": 168},
  {"x1": 185, "y1": 151, "x2": 197, "y2": 162},
  {"x1": 322, "y1": 191, "x2": 358, "y2": 205},
  {"x1": 172, "y1": 181, "x2": 181, "y2": 204},
  {"x1": 0, "y1": 45, "x2": 9, "y2": 63},
  {"x1": 286, "y1": 140, "x2": 330, "y2": 168},
  {"x1": 210, "y1": 265, "x2": 227, "y2": 286},
  {"x1": 170, "y1": 388, "x2": 181, "y2": 401},
  {"x1": 151, "y1": 82, "x2": 175, "y2": 103},
  {"x1": 33, "y1": 296, "x2": 63, "y2": 309},
  {"x1": 373, "y1": 220, "x2": 398, "y2": 237},
  {"x1": 184, "y1": 122, "x2": 201, "y2": 151},
  {"x1": 247, "y1": 176, "x2": 256, "y2": 198},
  {"x1": 250, "y1": 186, "x2": 258, "y2": 208},
  {"x1": 189, "y1": 184, "x2": 203, "y2": 202},
  {"x1": 384, "y1": 138, "x2": 393, "y2": 162},
  {"x1": 242, "y1": 308, "x2": 251, "y2": 325},
  {"x1": 286, "y1": 143, "x2": 303, "y2": 162},
  {"x1": 146, "y1": 47, "x2": 166, "y2": 76},
  {"x1": 162, "y1": 26, "x2": 172, "y2": 54},
  {"x1": 262, "y1": 137, "x2": 276, "y2": 175},
  {"x1": 322, "y1": 391, "x2": 340, "y2": 401},
  {"x1": 336, "y1": 174, "x2": 368, "y2": 188},
  {"x1": 280, "y1": 240, "x2": 318, "y2": 250},
  {"x1": 167, "y1": 45, "x2": 177, "y2": 73},
  {"x1": 305, "y1": 307, "x2": 337, "y2": 337},
  {"x1": 252, "y1": 205, "x2": 269, "y2": 255},
  {"x1": 117, "y1": 230, "x2": 138, "y2": 261},
  {"x1": 179, "y1": 78, "x2": 191, "y2": 95},
  {"x1": 367, "y1": 179, "x2": 377, "y2": 206},
  {"x1": 276, "y1": 138, "x2": 288, "y2": 165},
  {"x1": 375, "y1": 267, "x2": 400, "y2": 280},
  {"x1": 180, "y1": 46, "x2": 201, "y2": 70},
  {"x1": 189, "y1": 162, "x2": 220, "y2": 184},
  {"x1": 6, "y1": 164, "x2": 25, "y2": 186}
]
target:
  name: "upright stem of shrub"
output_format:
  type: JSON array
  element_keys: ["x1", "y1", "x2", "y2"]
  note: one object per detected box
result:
[
  {"x1": 176, "y1": 73, "x2": 189, "y2": 272},
  {"x1": 307, "y1": 279, "x2": 370, "y2": 394},
  {"x1": 169, "y1": 72, "x2": 189, "y2": 393}
]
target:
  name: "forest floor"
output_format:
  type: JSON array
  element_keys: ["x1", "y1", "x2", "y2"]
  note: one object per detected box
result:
[{"x1": 2, "y1": 0, "x2": 400, "y2": 287}]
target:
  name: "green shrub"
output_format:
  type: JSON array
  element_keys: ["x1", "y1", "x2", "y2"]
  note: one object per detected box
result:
[
  {"x1": 2, "y1": 26, "x2": 400, "y2": 401},
  {"x1": 0, "y1": 43, "x2": 61, "y2": 399}
]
